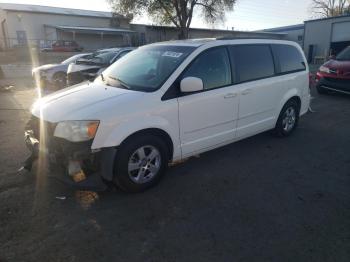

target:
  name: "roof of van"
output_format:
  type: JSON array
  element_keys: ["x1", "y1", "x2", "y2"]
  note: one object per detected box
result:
[
  {"x1": 152, "y1": 38, "x2": 215, "y2": 47},
  {"x1": 151, "y1": 38, "x2": 296, "y2": 47}
]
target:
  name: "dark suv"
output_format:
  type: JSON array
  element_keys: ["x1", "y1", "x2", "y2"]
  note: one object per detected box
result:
[{"x1": 316, "y1": 46, "x2": 350, "y2": 95}]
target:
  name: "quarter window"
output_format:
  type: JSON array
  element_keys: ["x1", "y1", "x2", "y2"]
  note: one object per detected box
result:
[
  {"x1": 271, "y1": 44, "x2": 306, "y2": 73},
  {"x1": 231, "y1": 45, "x2": 275, "y2": 83},
  {"x1": 183, "y1": 47, "x2": 231, "y2": 90}
]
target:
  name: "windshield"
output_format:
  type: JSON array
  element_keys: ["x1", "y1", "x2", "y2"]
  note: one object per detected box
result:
[
  {"x1": 90, "y1": 51, "x2": 119, "y2": 64},
  {"x1": 336, "y1": 46, "x2": 350, "y2": 61},
  {"x1": 75, "y1": 50, "x2": 118, "y2": 65},
  {"x1": 98, "y1": 45, "x2": 196, "y2": 92}
]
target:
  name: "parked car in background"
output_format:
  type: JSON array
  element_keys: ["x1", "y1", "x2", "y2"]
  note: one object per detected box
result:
[
  {"x1": 67, "y1": 47, "x2": 136, "y2": 86},
  {"x1": 25, "y1": 39, "x2": 310, "y2": 192},
  {"x1": 32, "y1": 53, "x2": 91, "y2": 90},
  {"x1": 50, "y1": 40, "x2": 84, "y2": 52},
  {"x1": 316, "y1": 46, "x2": 350, "y2": 95}
]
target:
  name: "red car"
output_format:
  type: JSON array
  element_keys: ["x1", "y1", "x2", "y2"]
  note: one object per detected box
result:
[
  {"x1": 316, "y1": 46, "x2": 350, "y2": 95},
  {"x1": 51, "y1": 40, "x2": 84, "y2": 52}
]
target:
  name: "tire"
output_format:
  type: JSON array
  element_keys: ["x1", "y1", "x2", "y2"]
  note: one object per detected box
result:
[
  {"x1": 53, "y1": 72, "x2": 67, "y2": 89},
  {"x1": 113, "y1": 135, "x2": 169, "y2": 193},
  {"x1": 273, "y1": 99, "x2": 300, "y2": 137},
  {"x1": 316, "y1": 84, "x2": 328, "y2": 95}
]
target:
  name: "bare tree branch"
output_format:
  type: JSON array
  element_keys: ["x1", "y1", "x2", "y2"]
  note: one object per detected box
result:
[{"x1": 311, "y1": 0, "x2": 349, "y2": 17}]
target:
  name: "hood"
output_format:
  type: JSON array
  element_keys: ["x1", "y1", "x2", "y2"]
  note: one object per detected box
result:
[
  {"x1": 33, "y1": 64, "x2": 60, "y2": 72},
  {"x1": 31, "y1": 81, "x2": 140, "y2": 123},
  {"x1": 324, "y1": 59, "x2": 350, "y2": 76}
]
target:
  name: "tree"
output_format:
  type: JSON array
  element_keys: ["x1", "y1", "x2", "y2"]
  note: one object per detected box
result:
[
  {"x1": 108, "y1": 0, "x2": 237, "y2": 39},
  {"x1": 311, "y1": 0, "x2": 350, "y2": 17}
]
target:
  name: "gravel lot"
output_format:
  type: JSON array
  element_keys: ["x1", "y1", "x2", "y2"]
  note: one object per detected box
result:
[{"x1": 0, "y1": 82, "x2": 349, "y2": 262}]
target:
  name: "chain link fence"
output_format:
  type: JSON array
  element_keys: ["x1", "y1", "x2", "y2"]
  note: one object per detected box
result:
[{"x1": 0, "y1": 37, "x2": 57, "y2": 51}]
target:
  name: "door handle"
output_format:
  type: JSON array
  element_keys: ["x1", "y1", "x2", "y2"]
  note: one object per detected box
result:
[
  {"x1": 241, "y1": 89, "x2": 252, "y2": 95},
  {"x1": 224, "y1": 93, "x2": 237, "y2": 99}
]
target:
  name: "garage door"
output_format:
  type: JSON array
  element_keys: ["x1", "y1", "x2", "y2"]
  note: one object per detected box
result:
[{"x1": 332, "y1": 21, "x2": 350, "y2": 42}]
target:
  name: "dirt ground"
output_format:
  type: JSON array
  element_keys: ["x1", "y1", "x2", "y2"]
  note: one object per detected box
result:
[{"x1": 0, "y1": 81, "x2": 349, "y2": 262}]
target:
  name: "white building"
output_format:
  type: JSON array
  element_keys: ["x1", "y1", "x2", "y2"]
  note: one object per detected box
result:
[
  {"x1": 261, "y1": 24, "x2": 305, "y2": 47},
  {"x1": 0, "y1": 3, "x2": 133, "y2": 50},
  {"x1": 0, "y1": 2, "x2": 300, "y2": 53},
  {"x1": 261, "y1": 15, "x2": 350, "y2": 64},
  {"x1": 303, "y1": 15, "x2": 350, "y2": 63}
]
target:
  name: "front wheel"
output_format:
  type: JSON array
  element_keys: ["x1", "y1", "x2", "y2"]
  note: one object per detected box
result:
[
  {"x1": 113, "y1": 135, "x2": 169, "y2": 193},
  {"x1": 273, "y1": 100, "x2": 300, "y2": 137}
]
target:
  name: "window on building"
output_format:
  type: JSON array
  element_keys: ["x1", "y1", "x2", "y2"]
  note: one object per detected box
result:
[
  {"x1": 230, "y1": 45, "x2": 275, "y2": 83},
  {"x1": 271, "y1": 44, "x2": 306, "y2": 73},
  {"x1": 183, "y1": 47, "x2": 232, "y2": 90}
]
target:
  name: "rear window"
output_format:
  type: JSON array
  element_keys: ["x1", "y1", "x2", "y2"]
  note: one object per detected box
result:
[
  {"x1": 230, "y1": 45, "x2": 275, "y2": 83},
  {"x1": 271, "y1": 44, "x2": 306, "y2": 73}
]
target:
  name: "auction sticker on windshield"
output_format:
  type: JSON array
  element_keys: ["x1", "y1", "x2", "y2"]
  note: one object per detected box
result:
[{"x1": 162, "y1": 51, "x2": 183, "y2": 58}]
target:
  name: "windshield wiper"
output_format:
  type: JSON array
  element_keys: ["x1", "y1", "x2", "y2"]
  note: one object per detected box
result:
[
  {"x1": 107, "y1": 76, "x2": 131, "y2": 89},
  {"x1": 100, "y1": 73, "x2": 105, "y2": 82}
]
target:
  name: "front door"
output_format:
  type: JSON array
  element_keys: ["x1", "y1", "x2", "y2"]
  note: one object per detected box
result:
[{"x1": 178, "y1": 47, "x2": 239, "y2": 157}]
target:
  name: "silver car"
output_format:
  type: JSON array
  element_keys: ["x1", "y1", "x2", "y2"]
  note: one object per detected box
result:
[{"x1": 32, "y1": 53, "x2": 92, "y2": 90}]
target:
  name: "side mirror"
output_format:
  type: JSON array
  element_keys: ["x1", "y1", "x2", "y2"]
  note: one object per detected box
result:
[{"x1": 180, "y1": 77, "x2": 204, "y2": 93}]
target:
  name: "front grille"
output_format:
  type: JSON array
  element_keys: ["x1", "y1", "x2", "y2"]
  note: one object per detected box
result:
[{"x1": 324, "y1": 77, "x2": 350, "y2": 85}]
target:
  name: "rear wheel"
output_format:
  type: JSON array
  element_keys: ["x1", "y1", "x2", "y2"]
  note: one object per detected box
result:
[
  {"x1": 273, "y1": 99, "x2": 300, "y2": 137},
  {"x1": 113, "y1": 135, "x2": 169, "y2": 193}
]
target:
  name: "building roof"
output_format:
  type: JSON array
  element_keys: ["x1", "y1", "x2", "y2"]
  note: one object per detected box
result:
[
  {"x1": 305, "y1": 14, "x2": 350, "y2": 23},
  {"x1": 261, "y1": 24, "x2": 304, "y2": 33},
  {"x1": 0, "y1": 3, "x2": 123, "y2": 18},
  {"x1": 45, "y1": 25, "x2": 135, "y2": 34}
]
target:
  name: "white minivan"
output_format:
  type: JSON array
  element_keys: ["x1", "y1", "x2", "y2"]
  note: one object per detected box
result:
[{"x1": 25, "y1": 38, "x2": 310, "y2": 192}]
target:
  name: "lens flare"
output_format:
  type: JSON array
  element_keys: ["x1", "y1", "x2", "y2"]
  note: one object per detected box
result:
[{"x1": 30, "y1": 43, "x2": 49, "y2": 206}]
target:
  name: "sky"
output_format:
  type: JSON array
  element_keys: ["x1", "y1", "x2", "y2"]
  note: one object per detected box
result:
[{"x1": 0, "y1": 0, "x2": 313, "y2": 31}]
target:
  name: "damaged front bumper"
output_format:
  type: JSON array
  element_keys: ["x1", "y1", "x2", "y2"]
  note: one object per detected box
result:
[{"x1": 23, "y1": 116, "x2": 116, "y2": 191}]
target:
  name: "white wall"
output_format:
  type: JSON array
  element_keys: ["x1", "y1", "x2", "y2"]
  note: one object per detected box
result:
[
  {"x1": 4, "y1": 10, "x2": 129, "y2": 41},
  {"x1": 304, "y1": 16, "x2": 350, "y2": 61},
  {"x1": 283, "y1": 29, "x2": 304, "y2": 46}
]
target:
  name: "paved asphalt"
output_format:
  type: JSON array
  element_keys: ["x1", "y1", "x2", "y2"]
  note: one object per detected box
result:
[{"x1": 0, "y1": 84, "x2": 349, "y2": 262}]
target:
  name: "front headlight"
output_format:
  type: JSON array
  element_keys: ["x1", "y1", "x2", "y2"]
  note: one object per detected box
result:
[
  {"x1": 319, "y1": 66, "x2": 330, "y2": 74},
  {"x1": 54, "y1": 120, "x2": 99, "y2": 142}
]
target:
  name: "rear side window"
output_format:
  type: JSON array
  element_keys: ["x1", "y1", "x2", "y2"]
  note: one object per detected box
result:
[
  {"x1": 231, "y1": 45, "x2": 275, "y2": 83},
  {"x1": 271, "y1": 44, "x2": 306, "y2": 73},
  {"x1": 183, "y1": 47, "x2": 231, "y2": 90}
]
